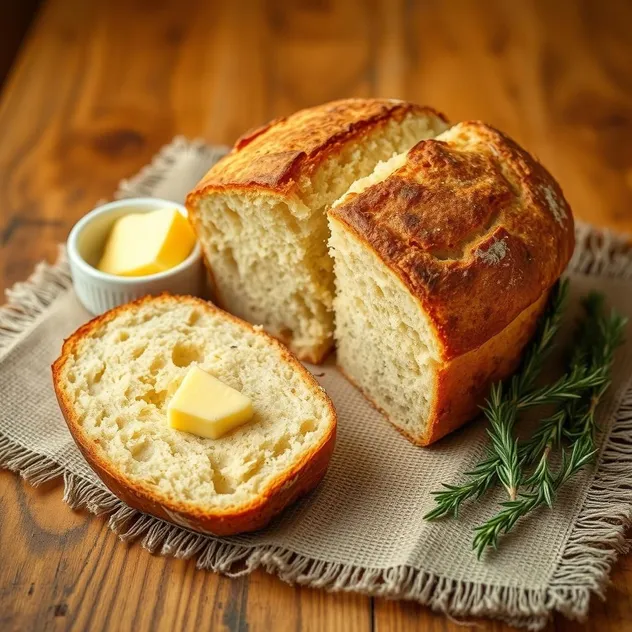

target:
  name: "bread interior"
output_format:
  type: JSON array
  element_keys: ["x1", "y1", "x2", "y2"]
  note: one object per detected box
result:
[
  {"x1": 194, "y1": 114, "x2": 448, "y2": 362},
  {"x1": 56, "y1": 299, "x2": 333, "y2": 509},
  {"x1": 328, "y1": 216, "x2": 441, "y2": 443}
]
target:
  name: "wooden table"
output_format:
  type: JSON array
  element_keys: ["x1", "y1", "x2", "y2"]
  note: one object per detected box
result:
[{"x1": 1, "y1": 0, "x2": 631, "y2": 630}]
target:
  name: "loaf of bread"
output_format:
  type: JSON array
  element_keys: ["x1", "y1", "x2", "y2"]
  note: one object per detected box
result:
[
  {"x1": 52, "y1": 295, "x2": 336, "y2": 535},
  {"x1": 328, "y1": 122, "x2": 574, "y2": 445},
  {"x1": 186, "y1": 98, "x2": 449, "y2": 363}
]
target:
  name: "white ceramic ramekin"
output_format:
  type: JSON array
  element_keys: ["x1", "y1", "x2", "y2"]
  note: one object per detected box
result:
[{"x1": 67, "y1": 197, "x2": 203, "y2": 315}]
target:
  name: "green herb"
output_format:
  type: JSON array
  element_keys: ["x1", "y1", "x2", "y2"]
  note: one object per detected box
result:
[
  {"x1": 425, "y1": 286, "x2": 626, "y2": 559},
  {"x1": 473, "y1": 293, "x2": 625, "y2": 556},
  {"x1": 425, "y1": 280, "x2": 569, "y2": 520}
]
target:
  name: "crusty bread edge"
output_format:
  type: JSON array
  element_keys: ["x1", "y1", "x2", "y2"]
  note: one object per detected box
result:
[
  {"x1": 329, "y1": 215, "x2": 552, "y2": 446},
  {"x1": 185, "y1": 101, "x2": 449, "y2": 201},
  {"x1": 52, "y1": 294, "x2": 337, "y2": 536},
  {"x1": 185, "y1": 101, "x2": 449, "y2": 364},
  {"x1": 328, "y1": 122, "x2": 575, "y2": 361},
  {"x1": 425, "y1": 291, "x2": 547, "y2": 444},
  {"x1": 337, "y1": 293, "x2": 546, "y2": 447}
]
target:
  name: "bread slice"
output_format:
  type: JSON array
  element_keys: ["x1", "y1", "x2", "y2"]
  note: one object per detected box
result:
[
  {"x1": 328, "y1": 122, "x2": 575, "y2": 446},
  {"x1": 186, "y1": 98, "x2": 449, "y2": 363},
  {"x1": 52, "y1": 295, "x2": 336, "y2": 535}
]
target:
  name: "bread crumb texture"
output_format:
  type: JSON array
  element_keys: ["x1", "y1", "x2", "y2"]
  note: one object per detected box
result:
[
  {"x1": 56, "y1": 297, "x2": 334, "y2": 510},
  {"x1": 329, "y1": 223, "x2": 440, "y2": 442},
  {"x1": 189, "y1": 99, "x2": 449, "y2": 362},
  {"x1": 328, "y1": 120, "x2": 574, "y2": 443}
]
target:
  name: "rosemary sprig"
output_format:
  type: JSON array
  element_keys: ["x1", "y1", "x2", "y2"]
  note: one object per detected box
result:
[
  {"x1": 472, "y1": 293, "x2": 627, "y2": 557},
  {"x1": 483, "y1": 387, "x2": 520, "y2": 500},
  {"x1": 423, "y1": 454, "x2": 499, "y2": 521},
  {"x1": 485, "y1": 364, "x2": 607, "y2": 500},
  {"x1": 425, "y1": 364, "x2": 607, "y2": 521},
  {"x1": 518, "y1": 407, "x2": 568, "y2": 466},
  {"x1": 517, "y1": 297, "x2": 611, "y2": 467},
  {"x1": 425, "y1": 283, "x2": 626, "y2": 560},
  {"x1": 425, "y1": 281, "x2": 569, "y2": 519}
]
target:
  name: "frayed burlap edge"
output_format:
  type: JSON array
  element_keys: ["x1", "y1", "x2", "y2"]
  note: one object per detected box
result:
[
  {"x1": 1, "y1": 139, "x2": 632, "y2": 630},
  {"x1": 115, "y1": 135, "x2": 230, "y2": 200}
]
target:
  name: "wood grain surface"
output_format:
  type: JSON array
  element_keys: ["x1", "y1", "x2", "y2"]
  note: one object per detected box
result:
[{"x1": 1, "y1": 0, "x2": 631, "y2": 630}]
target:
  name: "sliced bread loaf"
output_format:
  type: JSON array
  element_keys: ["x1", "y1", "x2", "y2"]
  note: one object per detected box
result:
[
  {"x1": 186, "y1": 98, "x2": 449, "y2": 363},
  {"x1": 328, "y1": 122, "x2": 574, "y2": 446},
  {"x1": 52, "y1": 295, "x2": 336, "y2": 535}
]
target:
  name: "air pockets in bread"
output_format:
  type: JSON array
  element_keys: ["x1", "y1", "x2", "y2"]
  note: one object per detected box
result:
[{"x1": 52, "y1": 294, "x2": 337, "y2": 535}]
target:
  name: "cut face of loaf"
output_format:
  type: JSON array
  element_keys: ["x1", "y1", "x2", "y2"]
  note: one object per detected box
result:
[
  {"x1": 186, "y1": 99, "x2": 449, "y2": 363},
  {"x1": 52, "y1": 295, "x2": 336, "y2": 535},
  {"x1": 328, "y1": 122, "x2": 575, "y2": 446}
]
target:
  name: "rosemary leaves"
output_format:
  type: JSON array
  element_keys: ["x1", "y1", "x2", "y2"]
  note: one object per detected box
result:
[{"x1": 425, "y1": 282, "x2": 627, "y2": 558}]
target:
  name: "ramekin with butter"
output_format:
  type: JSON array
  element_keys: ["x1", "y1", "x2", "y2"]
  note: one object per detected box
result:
[{"x1": 67, "y1": 198, "x2": 203, "y2": 314}]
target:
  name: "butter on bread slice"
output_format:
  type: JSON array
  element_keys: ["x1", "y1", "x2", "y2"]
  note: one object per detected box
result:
[
  {"x1": 168, "y1": 365, "x2": 254, "y2": 439},
  {"x1": 52, "y1": 295, "x2": 336, "y2": 536}
]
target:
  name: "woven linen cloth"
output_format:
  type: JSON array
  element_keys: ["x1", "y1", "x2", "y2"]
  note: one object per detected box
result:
[{"x1": 2, "y1": 137, "x2": 632, "y2": 630}]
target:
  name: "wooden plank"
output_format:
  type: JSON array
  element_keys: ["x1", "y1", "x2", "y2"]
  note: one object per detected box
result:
[
  {"x1": 0, "y1": 0, "x2": 41, "y2": 86},
  {"x1": 392, "y1": 0, "x2": 632, "y2": 234},
  {"x1": 0, "y1": 470, "x2": 372, "y2": 632}
]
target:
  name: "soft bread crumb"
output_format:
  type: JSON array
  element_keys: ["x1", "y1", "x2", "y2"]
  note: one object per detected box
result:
[
  {"x1": 329, "y1": 221, "x2": 440, "y2": 442},
  {"x1": 55, "y1": 298, "x2": 335, "y2": 510},
  {"x1": 193, "y1": 113, "x2": 449, "y2": 361},
  {"x1": 333, "y1": 151, "x2": 409, "y2": 208}
]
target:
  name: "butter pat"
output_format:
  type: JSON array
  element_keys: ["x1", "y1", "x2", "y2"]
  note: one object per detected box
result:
[
  {"x1": 167, "y1": 366, "x2": 254, "y2": 439},
  {"x1": 98, "y1": 208, "x2": 196, "y2": 277}
]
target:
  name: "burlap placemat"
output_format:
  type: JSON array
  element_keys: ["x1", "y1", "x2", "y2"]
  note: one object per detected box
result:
[{"x1": 2, "y1": 137, "x2": 632, "y2": 630}]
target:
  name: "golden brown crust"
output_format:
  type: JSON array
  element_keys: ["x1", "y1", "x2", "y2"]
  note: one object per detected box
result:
[
  {"x1": 424, "y1": 291, "x2": 548, "y2": 444},
  {"x1": 52, "y1": 294, "x2": 337, "y2": 536},
  {"x1": 337, "y1": 292, "x2": 547, "y2": 446},
  {"x1": 329, "y1": 121, "x2": 575, "y2": 361},
  {"x1": 186, "y1": 98, "x2": 448, "y2": 202},
  {"x1": 185, "y1": 98, "x2": 448, "y2": 365}
]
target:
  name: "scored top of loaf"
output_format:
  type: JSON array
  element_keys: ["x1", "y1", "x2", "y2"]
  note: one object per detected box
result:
[
  {"x1": 187, "y1": 98, "x2": 448, "y2": 199},
  {"x1": 329, "y1": 121, "x2": 575, "y2": 360}
]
